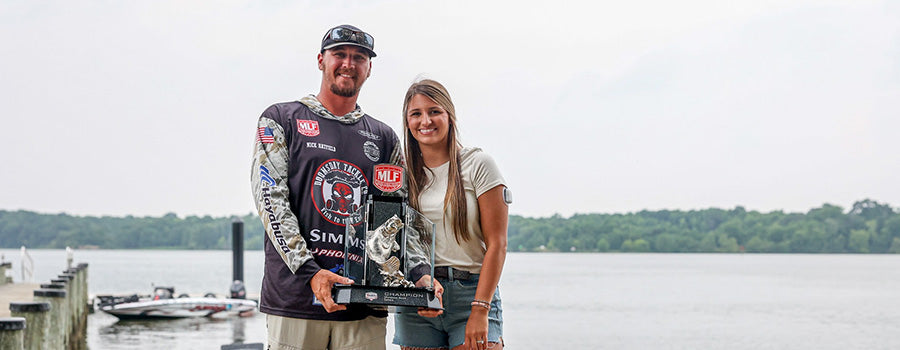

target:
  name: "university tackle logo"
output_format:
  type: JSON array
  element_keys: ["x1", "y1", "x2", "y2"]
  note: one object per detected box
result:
[
  {"x1": 296, "y1": 120, "x2": 320, "y2": 137},
  {"x1": 363, "y1": 141, "x2": 380, "y2": 162},
  {"x1": 373, "y1": 164, "x2": 403, "y2": 193},
  {"x1": 311, "y1": 159, "x2": 369, "y2": 226}
]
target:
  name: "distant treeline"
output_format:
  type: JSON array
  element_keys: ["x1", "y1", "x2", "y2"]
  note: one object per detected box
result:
[
  {"x1": 0, "y1": 212, "x2": 267, "y2": 250},
  {"x1": 2, "y1": 199, "x2": 899, "y2": 253},
  {"x1": 510, "y1": 199, "x2": 900, "y2": 253}
]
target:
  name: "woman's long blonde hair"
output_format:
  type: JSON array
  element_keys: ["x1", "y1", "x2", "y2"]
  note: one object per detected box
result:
[{"x1": 402, "y1": 79, "x2": 470, "y2": 243}]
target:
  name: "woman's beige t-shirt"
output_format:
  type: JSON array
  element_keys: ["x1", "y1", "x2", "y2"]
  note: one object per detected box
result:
[{"x1": 418, "y1": 147, "x2": 506, "y2": 274}]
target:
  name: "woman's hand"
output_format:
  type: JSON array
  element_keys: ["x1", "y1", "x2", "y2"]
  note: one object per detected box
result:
[
  {"x1": 415, "y1": 275, "x2": 443, "y2": 317},
  {"x1": 464, "y1": 307, "x2": 490, "y2": 350}
]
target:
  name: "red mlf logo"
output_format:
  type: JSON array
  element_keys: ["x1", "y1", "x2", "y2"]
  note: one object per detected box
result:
[
  {"x1": 296, "y1": 120, "x2": 320, "y2": 137},
  {"x1": 373, "y1": 164, "x2": 403, "y2": 193}
]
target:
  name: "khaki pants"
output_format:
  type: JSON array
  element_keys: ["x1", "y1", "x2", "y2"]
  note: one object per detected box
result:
[{"x1": 266, "y1": 314, "x2": 387, "y2": 350}]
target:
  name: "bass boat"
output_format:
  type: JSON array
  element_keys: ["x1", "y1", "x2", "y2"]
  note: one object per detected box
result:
[{"x1": 96, "y1": 285, "x2": 257, "y2": 320}]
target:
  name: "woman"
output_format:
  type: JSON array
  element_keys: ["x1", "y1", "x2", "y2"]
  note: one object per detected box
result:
[{"x1": 394, "y1": 79, "x2": 510, "y2": 350}]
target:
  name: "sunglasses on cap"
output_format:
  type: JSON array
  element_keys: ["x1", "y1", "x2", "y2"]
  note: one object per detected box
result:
[{"x1": 327, "y1": 27, "x2": 374, "y2": 49}]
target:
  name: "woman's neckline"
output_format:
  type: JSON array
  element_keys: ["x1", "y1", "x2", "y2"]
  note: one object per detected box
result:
[{"x1": 427, "y1": 160, "x2": 450, "y2": 170}]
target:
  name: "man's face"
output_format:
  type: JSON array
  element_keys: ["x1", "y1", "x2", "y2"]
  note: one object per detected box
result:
[{"x1": 318, "y1": 45, "x2": 372, "y2": 98}]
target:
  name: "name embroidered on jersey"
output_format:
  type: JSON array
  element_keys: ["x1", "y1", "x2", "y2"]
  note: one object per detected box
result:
[
  {"x1": 257, "y1": 127, "x2": 274, "y2": 143},
  {"x1": 297, "y1": 120, "x2": 320, "y2": 137},
  {"x1": 311, "y1": 159, "x2": 369, "y2": 226}
]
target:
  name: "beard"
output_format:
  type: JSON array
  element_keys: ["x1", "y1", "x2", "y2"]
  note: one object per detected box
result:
[
  {"x1": 330, "y1": 82, "x2": 360, "y2": 98},
  {"x1": 329, "y1": 70, "x2": 364, "y2": 97}
]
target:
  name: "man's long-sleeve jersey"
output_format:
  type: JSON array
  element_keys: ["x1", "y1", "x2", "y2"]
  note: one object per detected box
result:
[{"x1": 250, "y1": 97, "x2": 404, "y2": 321}]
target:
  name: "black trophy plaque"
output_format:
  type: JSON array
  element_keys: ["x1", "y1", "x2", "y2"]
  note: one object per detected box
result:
[{"x1": 332, "y1": 195, "x2": 441, "y2": 312}]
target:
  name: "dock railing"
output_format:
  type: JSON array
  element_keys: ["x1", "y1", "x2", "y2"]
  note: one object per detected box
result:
[
  {"x1": 66, "y1": 247, "x2": 73, "y2": 269},
  {"x1": 20, "y1": 246, "x2": 33, "y2": 283}
]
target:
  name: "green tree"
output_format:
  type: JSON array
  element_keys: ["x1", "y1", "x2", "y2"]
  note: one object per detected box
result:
[
  {"x1": 595, "y1": 238, "x2": 610, "y2": 252},
  {"x1": 631, "y1": 238, "x2": 650, "y2": 252},
  {"x1": 889, "y1": 238, "x2": 900, "y2": 254},
  {"x1": 654, "y1": 234, "x2": 679, "y2": 252},
  {"x1": 620, "y1": 239, "x2": 634, "y2": 252},
  {"x1": 848, "y1": 229, "x2": 870, "y2": 253},
  {"x1": 744, "y1": 236, "x2": 772, "y2": 252}
]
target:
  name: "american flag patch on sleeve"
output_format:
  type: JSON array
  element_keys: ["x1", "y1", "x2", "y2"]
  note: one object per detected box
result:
[{"x1": 257, "y1": 127, "x2": 274, "y2": 144}]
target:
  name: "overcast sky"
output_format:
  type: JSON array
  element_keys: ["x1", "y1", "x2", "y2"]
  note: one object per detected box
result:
[{"x1": 1, "y1": 0, "x2": 898, "y2": 218}]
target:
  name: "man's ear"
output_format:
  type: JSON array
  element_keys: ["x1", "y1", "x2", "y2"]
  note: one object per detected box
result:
[{"x1": 317, "y1": 53, "x2": 324, "y2": 71}]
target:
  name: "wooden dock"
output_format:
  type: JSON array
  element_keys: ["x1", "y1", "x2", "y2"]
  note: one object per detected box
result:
[
  {"x1": 0, "y1": 262, "x2": 89, "y2": 350},
  {"x1": 0, "y1": 283, "x2": 40, "y2": 317}
]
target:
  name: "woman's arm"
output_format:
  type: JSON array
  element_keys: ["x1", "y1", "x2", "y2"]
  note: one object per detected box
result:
[
  {"x1": 465, "y1": 185, "x2": 508, "y2": 348},
  {"x1": 474, "y1": 185, "x2": 508, "y2": 302}
]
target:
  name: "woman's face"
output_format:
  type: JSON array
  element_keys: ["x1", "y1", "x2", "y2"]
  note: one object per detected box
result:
[{"x1": 406, "y1": 94, "x2": 450, "y2": 149}]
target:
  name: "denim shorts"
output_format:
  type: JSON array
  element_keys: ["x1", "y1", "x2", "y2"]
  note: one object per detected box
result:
[{"x1": 393, "y1": 273, "x2": 503, "y2": 348}]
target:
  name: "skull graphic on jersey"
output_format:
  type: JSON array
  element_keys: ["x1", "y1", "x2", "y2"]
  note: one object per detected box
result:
[
  {"x1": 328, "y1": 181, "x2": 357, "y2": 214},
  {"x1": 312, "y1": 159, "x2": 369, "y2": 226}
]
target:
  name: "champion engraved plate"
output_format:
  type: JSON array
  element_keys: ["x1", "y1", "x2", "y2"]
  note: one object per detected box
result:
[{"x1": 333, "y1": 194, "x2": 442, "y2": 312}]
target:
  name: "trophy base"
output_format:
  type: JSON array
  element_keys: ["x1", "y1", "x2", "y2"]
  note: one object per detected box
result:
[{"x1": 333, "y1": 285, "x2": 442, "y2": 312}]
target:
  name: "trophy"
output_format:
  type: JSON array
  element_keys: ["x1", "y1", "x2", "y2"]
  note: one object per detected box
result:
[{"x1": 332, "y1": 194, "x2": 442, "y2": 312}]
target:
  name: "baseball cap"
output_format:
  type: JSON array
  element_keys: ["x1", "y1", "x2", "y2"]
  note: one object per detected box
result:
[{"x1": 320, "y1": 24, "x2": 376, "y2": 58}]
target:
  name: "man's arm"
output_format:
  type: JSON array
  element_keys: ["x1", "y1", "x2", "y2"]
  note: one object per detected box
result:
[
  {"x1": 250, "y1": 113, "x2": 320, "y2": 278},
  {"x1": 251, "y1": 111, "x2": 353, "y2": 313}
]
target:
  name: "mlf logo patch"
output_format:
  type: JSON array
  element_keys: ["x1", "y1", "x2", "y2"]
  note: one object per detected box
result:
[
  {"x1": 312, "y1": 159, "x2": 369, "y2": 226},
  {"x1": 373, "y1": 164, "x2": 403, "y2": 193},
  {"x1": 297, "y1": 120, "x2": 320, "y2": 137}
]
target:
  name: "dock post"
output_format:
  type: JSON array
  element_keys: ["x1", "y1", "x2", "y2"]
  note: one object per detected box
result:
[
  {"x1": 49, "y1": 277, "x2": 71, "y2": 342},
  {"x1": 57, "y1": 273, "x2": 75, "y2": 347},
  {"x1": 64, "y1": 269, "x2": 82, "y2": 339},
  {"x1": 233, "y1": 218, "x2": 245, "y2": 284},
  {"x1": 9, "y1": 302, "x2": 50, "y2": 350},
  {"x1": 0, "y1": 262, "x2": 11, "y2": 285},
  {"x1": 0, "y1": 317, "x2": 27, "y2": 350},
  {"x1": 33, "y1": 289, "x2": 66, "y2": 350},
  {"x1": 231, "y1": 218, "x2": 248, "y2": 299},
  {"x1": 68, "y1": 264, "x2": 88, "y2": 350},
  {"x1": 79, "y1": 264, "x2": 90, "y2": 315},
  {"x1": 39, "y1": 283, "x2": 66, "y2": 290}
]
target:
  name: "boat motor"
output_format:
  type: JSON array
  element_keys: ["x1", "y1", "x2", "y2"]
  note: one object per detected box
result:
[{"x1": 230, "y1": 280, "x2": 246, "y2": 299}]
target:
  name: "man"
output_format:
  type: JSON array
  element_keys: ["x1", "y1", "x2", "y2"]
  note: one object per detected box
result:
[{"x1": 250, "y1": 24, "x2": 434, "y2": 349}]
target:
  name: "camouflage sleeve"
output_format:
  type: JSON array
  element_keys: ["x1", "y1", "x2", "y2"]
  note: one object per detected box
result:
[
  {"x1": 388, "y1": 132, "x2": 404, "y2": 167},
  {"x1": 250, "y1": 114, "x2": 319, "y2": 275}
]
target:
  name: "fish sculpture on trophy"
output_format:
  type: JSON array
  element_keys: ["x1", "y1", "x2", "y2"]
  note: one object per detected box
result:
[
  {"x1": 365, "y1": 215, "x2": 414, "y2": 288},
  {"x1": 332, "y1": 193, "x2": 441, "y2": 312}
]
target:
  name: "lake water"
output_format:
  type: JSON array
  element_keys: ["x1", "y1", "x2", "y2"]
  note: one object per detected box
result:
[{"x1": 2, "y1": 249, "x2": 899, "y2": 349}]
